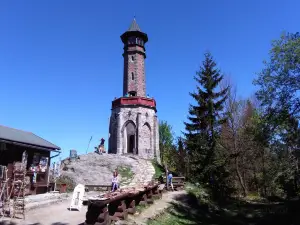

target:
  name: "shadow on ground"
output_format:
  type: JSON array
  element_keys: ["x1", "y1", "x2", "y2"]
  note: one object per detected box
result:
[{"x1": 167, "y1": 192, "x2": 300, "y2": 225}]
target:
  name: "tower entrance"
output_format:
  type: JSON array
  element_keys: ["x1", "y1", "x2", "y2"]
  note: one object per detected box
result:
[
  {"x1": 128, "y1": 135, "x2": 135, "y2": 153},
  {"x1": 123, "y1": 121, "x2": 136, "y2": 154}
]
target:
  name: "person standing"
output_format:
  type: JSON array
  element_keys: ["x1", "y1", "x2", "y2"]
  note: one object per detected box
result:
[
  {"x1": 168, "y1": 172, "x2": 174, "y2": 191},
  {"x1": 100, "y1": 138, "x2": 105, "y2": 146}
]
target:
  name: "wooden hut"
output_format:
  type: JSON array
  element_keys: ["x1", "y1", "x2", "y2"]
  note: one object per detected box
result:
[{"x1": 0, "y1": 125, "x2": 61, "y2": 195}]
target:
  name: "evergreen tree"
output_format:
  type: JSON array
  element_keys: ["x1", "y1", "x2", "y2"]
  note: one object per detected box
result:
[
  {"x1": 159, "y1": 120, "x2": 174, "y2": 165},
  {"x1": 184, "y1": 52, "x2": 228, "y2": 183},
  {"x1": 177, "y1": 137, "x2": 186, "y2": 176}
]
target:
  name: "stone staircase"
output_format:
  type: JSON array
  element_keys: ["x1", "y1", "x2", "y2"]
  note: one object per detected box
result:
[{"x1": 121, "y1": 156, "x2": 155, "y2": 188}]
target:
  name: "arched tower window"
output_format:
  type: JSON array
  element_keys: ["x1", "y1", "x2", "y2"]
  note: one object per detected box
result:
[
  {"x1": 131, "y1": 55, "x2": 134, "y2": 61},
  {"x1": 131, "y1": 72, "x2": 134, "y2": 80},
  {"x1": 129, "y1": 91, "x2": 136, "y2": 97}
]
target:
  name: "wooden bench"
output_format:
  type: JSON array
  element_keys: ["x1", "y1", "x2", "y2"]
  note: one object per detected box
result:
[
  {"x1": 85, "y1": 184, "x2": 112, "y2": 192},
  {"x1": 155, "y1": 176, "x2": 186, "y2": 190},
  {"x1": 85, "y1": 184, "x2": 161, "y2": 225}
]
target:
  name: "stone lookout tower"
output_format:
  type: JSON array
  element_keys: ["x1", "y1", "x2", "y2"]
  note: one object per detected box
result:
[{"x1": 108, "y1": 19, "x2": 160, "y2": 161}]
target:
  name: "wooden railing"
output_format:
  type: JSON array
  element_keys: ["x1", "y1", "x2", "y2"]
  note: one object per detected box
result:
[
  {"x1": 155, "y1": 176, "x2": 186, "y2": 190},
  {"x1": 112, "y1": 97, "x2": 156, "y2": 109},
  {"x1": 84, "y1": 183, "x2": 162, "y2": 225}
]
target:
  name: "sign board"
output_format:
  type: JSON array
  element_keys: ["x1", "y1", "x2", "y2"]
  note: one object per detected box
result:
[
  {"x1": 53, "y1": 162, "x2": 61, "y2": 178},
  {"x1": 70, "y1": 150, "x2": 77, "y2": 160},
  {"x1": 22, "y1": 151, "x2": 28, "y2": 170},
  {"x1": 69, "y1": 184, "x2": 85, "y2": 211}
]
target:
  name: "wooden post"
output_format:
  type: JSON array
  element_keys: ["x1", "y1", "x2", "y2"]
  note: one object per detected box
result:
[
  {"x1": 139, "y1": 194, "x2": 147, "y2": 206},
  {"x1": 85, "y1": 202, "x2": 109, "y2": 225},
  {"x1": 96, "y1": 205, "x2": 110, "y2": 225},
  {"x1": 111, "y1": 200, "x2": 128, "y2": 221},
  {"x1": 146, "y1": 190, "x2": 154, "y2": 204},
  {"x1": 126, "y1": 199, "x2": 136, "y2": 214}
]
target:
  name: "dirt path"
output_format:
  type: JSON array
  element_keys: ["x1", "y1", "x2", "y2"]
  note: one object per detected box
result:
[
  {"x1": 0, "y1": 199, "x2": 87, "y2": 225},
  {"x1": 0, "y1": 191, "x2": 185, "y2": 225},
  {"x1": 126, "y1": 190, "x2": 186, "y2": 225}
]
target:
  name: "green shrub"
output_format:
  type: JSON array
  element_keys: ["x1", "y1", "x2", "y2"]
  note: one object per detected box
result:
[
  {"x1": 152, "y1": 160, "x2": 165, "y2": 178},
  {"x1": 56, "y1": 175, "x2": 76, "y2": 193}
]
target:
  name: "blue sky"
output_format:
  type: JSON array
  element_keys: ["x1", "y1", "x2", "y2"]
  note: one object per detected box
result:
[{"x1": 0, "y1": 0, "x2": 299, "y2": 160}]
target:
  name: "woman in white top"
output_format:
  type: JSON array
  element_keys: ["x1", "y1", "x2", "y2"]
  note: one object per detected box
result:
[{"x1": 111, "y1": 173, "x2": 119, "y2": 192}]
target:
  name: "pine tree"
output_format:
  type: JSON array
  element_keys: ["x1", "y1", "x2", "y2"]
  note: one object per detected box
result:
[
  {"x1": 184, "y1": 52, "x2": 228, "y2": 183},
  {"x1": 177, "y1": 137, "x2": 186, "y2": 176}
]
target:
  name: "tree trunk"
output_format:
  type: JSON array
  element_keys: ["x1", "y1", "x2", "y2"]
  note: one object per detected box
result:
[
  {"x1": 262, "y1": 148, "x2": 267, "y2": 197},
  {"x1": 253, "y1": 165, "x2": 259, "y2": 194},
  {"x1": 294, "y1": 158, "x2": 298, "y2": 192},
  {"x1": 232, "y1": 129, "x2": 247, "y2": 197},
  {"x1": 160, "y1": 145, "x2": 164, "y2": 166},
  {"x1": 165, "y1": 164, "x2": 169, "y2": 190},
  {"x1": 235, "y1": 156, "x2": 247, "y2": 197}
]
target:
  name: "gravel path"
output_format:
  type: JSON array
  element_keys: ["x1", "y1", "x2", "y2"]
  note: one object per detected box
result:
[
  {"x1": 1, "y1": 199, "x2": 87, "y2": 225},
  {"x1": 0, "y1": 191, "x2": 185, "y2": 225},
  {"x1": 126, "y1": 190, "x2": 186, "y2": 225}
]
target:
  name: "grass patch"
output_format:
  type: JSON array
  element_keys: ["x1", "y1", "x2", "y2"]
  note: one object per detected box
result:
[
  {"x1": 118, "y1": 166, "x2": 134, "y2": 185},
  {"x1": 151, "y1": 160, "x2": 165, "y2": 178},
  {"x1": 147, "y1": 182, "x2": 300, "y2": 225},
  {"x1": 148, "y1": 183, "x2": 219, "y2": 225},
  {"x1": 147, "y1": 206, "x2": 196, "y2": 225},
  {"x1": 136, "y1": 204, "x2": 149, "y2": 214},
  {"x1": 185, "y1": 183, "x2": 212, "y2": 205},
  {"x1": 245, "y1": 192, "x2": 264, "y2": 202}
]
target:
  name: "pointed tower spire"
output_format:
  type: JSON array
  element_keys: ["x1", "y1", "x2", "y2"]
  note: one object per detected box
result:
[
  {"x1": 128, "y1": 17, "x2": 141, "y2": 32},
  {"x1": 120, "y1": 18, "x2": 148, "y2": 97}
]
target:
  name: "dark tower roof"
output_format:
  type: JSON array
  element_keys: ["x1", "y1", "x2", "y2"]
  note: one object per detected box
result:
[
  {"x1": 121, "y1": 18, "x2": 148, "y2": 44},
  {"x1": 128, "y1": 18, "x2": 141, "y2": 32}
]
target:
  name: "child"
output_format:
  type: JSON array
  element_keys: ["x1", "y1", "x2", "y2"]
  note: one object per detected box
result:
[{"x1": 111, "y1": 172, "x2": 119, "y2": 192}]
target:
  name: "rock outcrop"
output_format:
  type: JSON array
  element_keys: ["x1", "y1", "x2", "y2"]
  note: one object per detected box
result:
[{"x1": 59, "y1": 153, "x2": 155, "y2": 188}]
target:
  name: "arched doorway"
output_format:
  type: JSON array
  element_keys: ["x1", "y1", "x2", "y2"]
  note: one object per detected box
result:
[
  {"x1": 122, "y1": 121, "x2": 136, "y2": 154},
  {"x1": 128, "y1": 135, "x2": 135, "y2": 154}
]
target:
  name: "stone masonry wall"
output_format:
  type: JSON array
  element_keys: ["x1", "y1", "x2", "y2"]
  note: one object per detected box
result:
[{"x1": 108, "y1": 105, "x2": 159, "y2": 161}]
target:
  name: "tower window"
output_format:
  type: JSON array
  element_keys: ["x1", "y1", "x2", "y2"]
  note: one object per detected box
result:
[
  {"x1": 131, "y1": 56, "x2": 134, "y2": 61},
  {"x1": 129, "y1": 91, "x2": 136, "y2": 97},
  {"x1": 131, "y1": 72, "x2": 134, "y2": 80}
]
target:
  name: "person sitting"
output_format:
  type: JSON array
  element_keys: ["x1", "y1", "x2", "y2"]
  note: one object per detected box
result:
[
  {"x1": 94, "y1": 145, "x2": 102, "y2": 155},
  {"x1": 111, "y1": 172, "x2": 119, "y2": 192}
]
